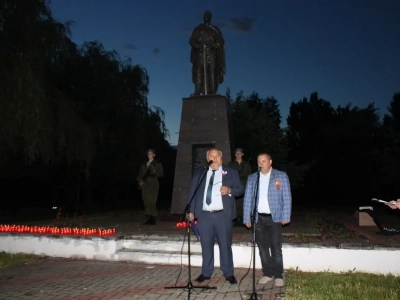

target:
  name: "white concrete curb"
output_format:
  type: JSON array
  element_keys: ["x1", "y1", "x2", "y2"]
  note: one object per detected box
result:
[{"x1": 1, "y1": 233, "x2": 399, "y2": 275}]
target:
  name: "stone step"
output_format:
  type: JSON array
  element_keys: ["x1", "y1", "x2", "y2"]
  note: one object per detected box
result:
[
  {"x1": 116, "y1": 247, "x2": 205, "y2": 266},
  {"x1": 117, "y1": 237, "x2": 256, "y2": 267},
  {"x1": 122, "y1": 235, "x2": 203, "y2": 252}
]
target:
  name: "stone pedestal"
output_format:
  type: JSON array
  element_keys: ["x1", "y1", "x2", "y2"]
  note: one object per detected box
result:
[{"x1": 170, "y1": 95, "x2": 233, "y2": 214}]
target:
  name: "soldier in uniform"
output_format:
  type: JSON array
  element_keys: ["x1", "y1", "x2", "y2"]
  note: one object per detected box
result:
[
  {"x1": 228, "y1": 148, "x2": 252, "y2": 226},
  {"x1": 189, "y1": 10, "x2": 225, "y2": 95},
  {"x1": 137, "y1": 149, "x2": 163, "y2": 225}
]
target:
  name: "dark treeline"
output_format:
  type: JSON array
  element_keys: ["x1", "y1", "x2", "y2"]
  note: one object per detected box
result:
[
  {"x1": 0, "y1": 0, "x2": 175, "y2": 213},
  {"x1": 227, "y1": 89, "x2": 400, "y2": 206}
]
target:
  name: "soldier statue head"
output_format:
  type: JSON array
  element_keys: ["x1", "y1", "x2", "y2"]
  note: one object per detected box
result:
[{"x1": 203, "y1": 11, "x2": 212, "y2": 24}]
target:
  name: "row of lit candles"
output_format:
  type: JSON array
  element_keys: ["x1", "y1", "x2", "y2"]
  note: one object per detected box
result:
[
  {"x1": 0, "y1": 225, "x2": 116, "y2": 236},
  {"x1": 176, "y1": 221, "x2": 198, "y2": 228}
]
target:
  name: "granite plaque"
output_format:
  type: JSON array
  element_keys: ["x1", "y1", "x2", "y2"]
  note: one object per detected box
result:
[{"x1": 191, "y1": 143, "x2": 215, "y2": 175}]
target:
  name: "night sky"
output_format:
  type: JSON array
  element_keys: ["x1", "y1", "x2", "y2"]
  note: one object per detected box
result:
[{"x1": 50, "y1": 0, "x2": 400, "y2": 145}]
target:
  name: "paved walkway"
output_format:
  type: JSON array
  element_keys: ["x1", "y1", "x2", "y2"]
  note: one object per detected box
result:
[{"x1": 0, "y1": 258, "x2": 285, "y2": 300}]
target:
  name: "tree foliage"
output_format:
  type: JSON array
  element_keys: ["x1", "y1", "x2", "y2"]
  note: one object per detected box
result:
[
  {"x1": 227, "y1": 89, "x2": 307, "y2": 190},
  {"x1": 0, "y1": 0, "x2": 173, "y2": 210},
  {"x1": 228, "y1": 88, "x2": 398, "y2": 204},
  {"x1": 0, "y1": 0, "x2": 95, "y2": 169},
  {"x1": 380, "y1": 93, "x2": 400, "y2": 196},
  {"x1": 287, "y1": 92, "x2": 383, "y2": 203},
  {"x1": 227, "y1": 89, "x2": 284, "y2": 166}
]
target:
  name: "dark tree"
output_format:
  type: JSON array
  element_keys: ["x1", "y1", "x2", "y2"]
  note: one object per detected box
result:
[
  {"x1": 226, "y1": 88, "x2": 307, "y2": 191},
  {"x1": 381, "y1": 92, "x2": 400, "y2": 197},
  {"x1": 0, "y1": 0, "x2": 174, "y2": 213},
  {"x1": 287, "y1": 92, "x2": 382, "y2": 204}
]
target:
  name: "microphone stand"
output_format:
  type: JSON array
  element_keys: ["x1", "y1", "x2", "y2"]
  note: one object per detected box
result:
[
  {"x1": 250, "y1": 169, "x2": 261, "y2": 300},
  {"x1": 165, "y1": 164, "x2": 217, "y2": 299}
]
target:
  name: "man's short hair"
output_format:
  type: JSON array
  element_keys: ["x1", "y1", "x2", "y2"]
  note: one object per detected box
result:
[
  {"x1": 146, "y1": 148, "x2": 155, "y2": 154},
  {"x1": 206, "y1": 147, "x2": 223, "y2": 158}
]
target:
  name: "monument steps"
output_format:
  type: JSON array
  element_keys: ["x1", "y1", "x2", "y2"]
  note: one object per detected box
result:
[
  {"x1": 121, "y1": 235, "x2": 203, "y2": 252},
  {"x1": 116, "y1": 248, "x2": 203, "y2": 266},
  {"x1": 117, "y1": 236, "x2": 209, "y2": 266},
  {"x1": 1, "y1": 232, "x2": 399, "y2": 274}
]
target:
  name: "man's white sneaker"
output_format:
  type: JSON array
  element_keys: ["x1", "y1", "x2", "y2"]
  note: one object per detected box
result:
[
  {"x1": 258, "y1": 276, "x2": 274, "y2": 284},
  {"x1": 275, "y1": 278, "x2": 284, "y2": 287}
]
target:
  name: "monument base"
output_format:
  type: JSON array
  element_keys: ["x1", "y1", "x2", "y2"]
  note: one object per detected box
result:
[{"x1": 170, "y1": 95, "x2": 233, "y2": 214}]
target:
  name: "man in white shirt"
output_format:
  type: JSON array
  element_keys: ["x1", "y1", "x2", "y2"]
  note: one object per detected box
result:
[
  {"x1": 243, "y1": 153, "x2": 292, "y2": 287},
  {"x1": 188, "y1": 148, "x2": 244, "y2": 284}
]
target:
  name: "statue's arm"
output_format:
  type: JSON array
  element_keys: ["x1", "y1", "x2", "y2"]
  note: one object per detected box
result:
[
  {"x1": 210, "y1": 26, "x2": 225, "y2": 48},
  {"x1": 189, "y1": 29, "x2": 202, "y2": 49},
  {"x1": 215, "y1": 27, "x2": 224, "y2": 42}
]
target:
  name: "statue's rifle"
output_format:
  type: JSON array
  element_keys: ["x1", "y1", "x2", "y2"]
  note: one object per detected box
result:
[{"x1": 203, "y1": 44, "x2": 208, "y2": 95}]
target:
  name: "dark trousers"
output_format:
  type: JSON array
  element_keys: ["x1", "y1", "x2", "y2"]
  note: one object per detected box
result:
[
  {"x1": 255, "y1": 215, "x2": 283, "y2": 278},
  {"x1": 198, "y1": 211, "x2": 234, "y2": 278},
  {"x1": 141, "y1": 187, "x2": 158, "y2": 217}
]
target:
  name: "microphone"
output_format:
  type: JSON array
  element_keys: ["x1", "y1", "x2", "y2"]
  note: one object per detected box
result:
[
  {"x1": 371, "y1": 198, "x2": 388, "y2": 204},
  {"x1": 205, "y1": 160, "x2": 213, "y2": 168},
  {"x1": 258, "y1": 167, "x2": 262, "y2": 172}
]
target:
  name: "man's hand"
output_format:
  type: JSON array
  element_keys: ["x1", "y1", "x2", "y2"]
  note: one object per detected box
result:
[
  {"x1": 387, "y1": 199, "x2": 400, "y2": 210},
  {"x1": 281, "y1": 221, "x2": 290, "y2": 225},
  {"x1": 245, "y1": 223, "x2": 251, "y2": 229},
  {"x1": 188, "y1": 213, "x2": 195, "y2": 222},
  {"x1": 220, "y1": 185, "x2": 231, "y2": 196}
]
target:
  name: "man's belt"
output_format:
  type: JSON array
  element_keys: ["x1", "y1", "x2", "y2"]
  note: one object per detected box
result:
[{"x1": 204, "y1": 209, "x2": 223, "y2": 213}]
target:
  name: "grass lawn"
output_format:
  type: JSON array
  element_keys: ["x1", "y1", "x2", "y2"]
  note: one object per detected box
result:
[
  {"x1": 285, "y1": 269, "x2": 400, "y2": 300},
  {"x1": 0, "y1": 251, "x2": 40, "y2": 270}
]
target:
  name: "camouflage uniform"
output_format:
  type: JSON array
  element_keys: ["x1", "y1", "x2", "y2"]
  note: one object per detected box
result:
[
  {"x1": 137, "y1": 159, "x2": 163, "y2": 223},
  {"x1": 227, "y1": 159, "x2": 252, "y2": 221}
]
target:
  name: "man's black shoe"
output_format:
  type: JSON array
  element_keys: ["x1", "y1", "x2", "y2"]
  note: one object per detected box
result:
[
  {"x1": 226, "y1": 275, "x2": 237, "y2": 284},
  {"x1": 195, "y1": 274, "x2": 210, "y2": 283}
]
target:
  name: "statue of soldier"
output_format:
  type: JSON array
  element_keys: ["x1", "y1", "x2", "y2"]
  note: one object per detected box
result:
[{"x1": 189, "y1": 11, "x2": 226, "y2": 96}]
